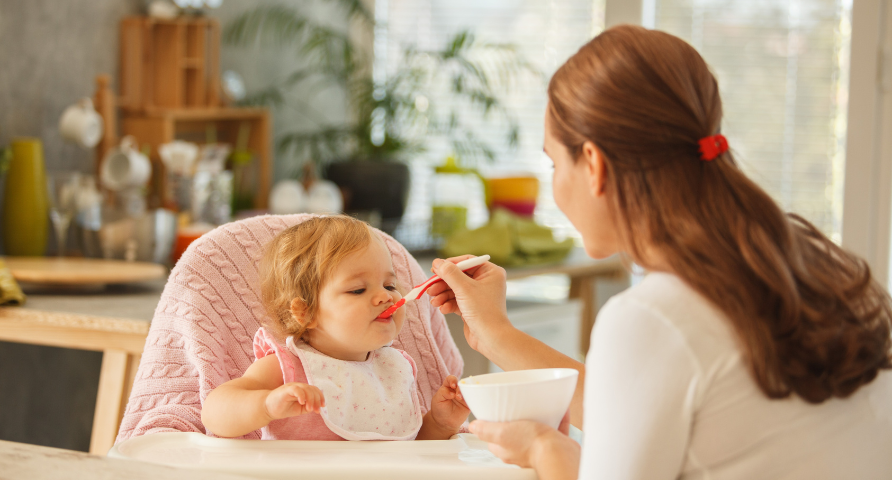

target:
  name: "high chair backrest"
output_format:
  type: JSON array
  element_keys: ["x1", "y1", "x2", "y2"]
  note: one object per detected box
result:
[{"x1": 115, "y1": 214, "x2": 463, "y2": 442}]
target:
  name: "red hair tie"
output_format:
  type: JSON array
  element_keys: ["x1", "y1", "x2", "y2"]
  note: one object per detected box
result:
[{"x1": 698, "y1": 134, "x2": 728, "y2": 161}]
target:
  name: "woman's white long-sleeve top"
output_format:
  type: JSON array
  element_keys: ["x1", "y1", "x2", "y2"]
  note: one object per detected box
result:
[{"x1": 579, "y1": 272, "x2": 892, "y2": 480}]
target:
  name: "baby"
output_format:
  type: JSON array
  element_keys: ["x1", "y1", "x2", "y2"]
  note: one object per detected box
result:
[{"x1": 202, "y1": 215, "x2": 470, "y2": 440}]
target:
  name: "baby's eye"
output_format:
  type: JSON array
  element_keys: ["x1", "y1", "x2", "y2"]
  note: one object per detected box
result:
[
  {"x1": 385, "y1": 285, "x2": 397, "y2": 292},
  {"x1": 349, "y1": 289, "x2": 366, "y2": 295}
]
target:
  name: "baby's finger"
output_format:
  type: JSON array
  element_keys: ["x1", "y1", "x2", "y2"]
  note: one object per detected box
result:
[
  {"x1": 307, "y1": 387, "x2": 324, "y2": 411},
  {"x1": 288, "y1": 385, "x2": 307, "y2": 405},
  {"x1": 304, "y1": 388, "x2": 318, "y2": 412},
  {"x1": 305, "y1": 391, "x2": 318, "y2": 412},
  {"x1": 313, "y1": 386, "x2": 326, "y2": 407},
  {"x1": 439, "y1": 386, "x2": 455, "y2": 400},
  {"x1": 443, "y1": 375, "x2": 458, "y2": 389},
  {"x1": 315, "y1": 388, "x2": 326, "y2": 409}
]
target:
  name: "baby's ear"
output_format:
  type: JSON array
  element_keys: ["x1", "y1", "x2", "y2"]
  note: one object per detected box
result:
[{"x1": 289, "y1": 298, "x2": 316, "y2": 329}]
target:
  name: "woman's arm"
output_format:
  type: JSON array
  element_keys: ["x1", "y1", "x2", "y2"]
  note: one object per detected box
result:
[
  {"x1": 426, "y1": 257, "x2": 586, "y2": 427},
  {"x1": 576, "y1": 295, "x2": 696, "y2": 479},
  {"x1": 201, "y1": 354, "x2": 324, "y2": 437}
]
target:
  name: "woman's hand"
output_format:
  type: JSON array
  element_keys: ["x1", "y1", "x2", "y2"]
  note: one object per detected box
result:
[
  {"x1": 470, "y1": 410, "x2": 580, "y2": 480},
  {"x1": 426, "y1": 256, "x2": 511, "y2": 354},
  {"x1": 430, "y1": 375, "x2": 470, "y2": 434},
  {"x1": 264, "y1": 382, "x2": 325, "y2": 421}
]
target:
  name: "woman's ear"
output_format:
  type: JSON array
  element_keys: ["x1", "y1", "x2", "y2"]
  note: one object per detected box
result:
[
  {"x1": 289, "y1": 298, "x2": 317, "y2": 330},
  {"x1": 581, "y1": 141, "x2": 607, "y2": 197}
]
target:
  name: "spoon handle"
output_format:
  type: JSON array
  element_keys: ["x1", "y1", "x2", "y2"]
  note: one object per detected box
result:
[{"x1": 376, "y1": 255, "x2": 491, "y2": 319}]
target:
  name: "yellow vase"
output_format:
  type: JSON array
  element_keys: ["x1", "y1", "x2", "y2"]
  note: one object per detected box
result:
[{"x1": 2, "y1": 138, "x2": 48, "y2": 256}]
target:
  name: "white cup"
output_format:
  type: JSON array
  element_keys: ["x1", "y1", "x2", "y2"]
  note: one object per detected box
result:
[
  {"x1": 101, "y1": 136, "x2": 152, "y2": 191},
  {"x1": 59, "y1": 98, "x2": 104, "y2": 149}
]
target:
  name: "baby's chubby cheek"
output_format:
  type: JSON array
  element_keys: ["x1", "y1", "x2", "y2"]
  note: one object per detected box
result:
[{"x1": 394, "y1": 308, "x2": 407, "y2": 333}]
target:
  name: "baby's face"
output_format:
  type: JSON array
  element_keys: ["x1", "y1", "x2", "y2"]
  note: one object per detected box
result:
[{"x1": 307, "y1": 237, "x2": 406, "y2": 362}]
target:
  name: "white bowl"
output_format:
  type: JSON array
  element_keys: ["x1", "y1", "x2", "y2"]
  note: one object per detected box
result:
[{"x1": 459, "y1": 368, "x2": 579, "y2": 429}]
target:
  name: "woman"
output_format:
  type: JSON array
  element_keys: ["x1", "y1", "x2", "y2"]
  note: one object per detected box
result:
[{"x1": 427, "y1": 25, "x2": 892, "y2": 479}]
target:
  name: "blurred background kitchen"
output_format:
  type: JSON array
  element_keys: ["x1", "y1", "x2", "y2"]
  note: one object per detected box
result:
[{"x1": 3, "y1": 0, "x2": 889, "y2": 460}]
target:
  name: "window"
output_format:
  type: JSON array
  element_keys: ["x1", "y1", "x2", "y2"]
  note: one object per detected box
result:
[
  {"x1": 378, "y1": 0, "x2": 605, "y2": 248},
  {"x1": 645, "y1": 0, "x2": 852, "y2": 241}
]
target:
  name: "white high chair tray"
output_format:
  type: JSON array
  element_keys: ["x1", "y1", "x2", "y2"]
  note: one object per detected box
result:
[{"x1": 109, "y1": 432, "x2": 537, "y2": 480}]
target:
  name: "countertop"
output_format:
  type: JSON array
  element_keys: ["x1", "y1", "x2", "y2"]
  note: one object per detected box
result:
[{"x1": 0, "y1": 439, "x2": 254, "y2": 480}]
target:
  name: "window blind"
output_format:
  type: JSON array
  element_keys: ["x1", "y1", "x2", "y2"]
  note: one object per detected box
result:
[
  {"x1": 379, "y1": 0, "x2": 605, "y2": 247},
  {"x1": 646, "y1": 0, "x2": 852, "y2": 240}
]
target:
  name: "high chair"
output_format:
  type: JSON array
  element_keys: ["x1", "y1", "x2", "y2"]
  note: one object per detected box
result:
[{"x1": 114, "y1": 214, "x2": 464, "y2": 446}]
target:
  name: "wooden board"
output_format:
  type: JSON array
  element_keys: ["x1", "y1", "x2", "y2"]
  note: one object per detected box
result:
[{"x1": 3, "y1": 257, "x2": 166, "y2": 286}]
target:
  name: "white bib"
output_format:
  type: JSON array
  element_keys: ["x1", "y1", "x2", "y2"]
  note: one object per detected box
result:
[{"x1": 286, "y1": 337, "x2": 423, "y2": 441}]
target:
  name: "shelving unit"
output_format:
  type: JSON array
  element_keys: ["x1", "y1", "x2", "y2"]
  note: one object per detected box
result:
[
  {"x1": 119, "y1": 16, "x2": 221, "y2": 111},
  {"x1": 93, "y1": 16, "x2": 272, "y2": 210},
  {"x1": 122, "y1": 107, "x2": 271, "y2": 209}
]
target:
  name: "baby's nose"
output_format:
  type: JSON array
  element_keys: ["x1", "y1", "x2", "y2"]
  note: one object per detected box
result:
[{"x1": 373, "y1": 288, "x2": 394, "y2": 305}]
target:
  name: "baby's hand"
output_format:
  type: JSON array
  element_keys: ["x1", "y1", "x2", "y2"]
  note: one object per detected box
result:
[
  {"x1": 431, "y1": 375, "x2": 470, "y2": 433},
  {"x1": 264, "y1": 382, "x2": 325, "y2": 421}
]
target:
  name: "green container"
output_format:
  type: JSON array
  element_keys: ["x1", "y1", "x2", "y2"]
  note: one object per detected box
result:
[
  {"x1": 2, "y1": 138, "x2": 48, "y2": 256},
  {"x1": 430, "y1": 156, "x2": 487, "y2": 239}
]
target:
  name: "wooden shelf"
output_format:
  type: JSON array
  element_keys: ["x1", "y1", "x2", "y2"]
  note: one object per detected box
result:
[
  {"x1": 119, "y1": 16, "x2": 220, "y2": 111},
  {"x1": 137, "y1": 107, "x2": 270, "y2": 120}
]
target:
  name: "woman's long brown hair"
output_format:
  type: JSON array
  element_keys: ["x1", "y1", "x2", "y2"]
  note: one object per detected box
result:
[{"x1": 548, "y1": 25, "x2": 892, "y2": 403}]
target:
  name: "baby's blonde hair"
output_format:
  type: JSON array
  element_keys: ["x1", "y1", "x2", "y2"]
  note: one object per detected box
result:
[{"x1": 260, "y1": 215, "x2": 376, "y2": 340}]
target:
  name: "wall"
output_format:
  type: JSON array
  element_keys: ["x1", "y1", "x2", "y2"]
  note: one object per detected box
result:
[{"x1": 0, "y1": 0, "x2": 142, "y2": 172}]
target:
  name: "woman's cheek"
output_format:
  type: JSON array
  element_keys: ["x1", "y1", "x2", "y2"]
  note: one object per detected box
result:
[{"x1": 552, "y1": 169, "x2": 572, "y2": 219}]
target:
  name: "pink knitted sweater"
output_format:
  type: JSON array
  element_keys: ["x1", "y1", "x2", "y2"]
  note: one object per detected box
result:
[{"x1": 115, "y1": 214, "x2": 464, "y2": 443}]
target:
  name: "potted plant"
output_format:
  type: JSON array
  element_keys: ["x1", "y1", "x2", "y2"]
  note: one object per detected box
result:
[{"x1": 223, "y1": 2, "x2": 539, "y2": 231}]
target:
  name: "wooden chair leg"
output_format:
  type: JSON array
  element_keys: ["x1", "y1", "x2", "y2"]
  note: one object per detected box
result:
[
  {"x1": 89, "y1": 350, "x2": 128, "y2": 455},
  {"x1": 569, "y1": 276, "x2": 597, "y2": 357},
  {"x1": 121, "y1": 354, "x2": 141, "y2": 424}
]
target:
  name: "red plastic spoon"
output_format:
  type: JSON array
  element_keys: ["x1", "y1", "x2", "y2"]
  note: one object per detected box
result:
[{"x1": 377, "y1": 255, "x2": 491, "y2": 318}]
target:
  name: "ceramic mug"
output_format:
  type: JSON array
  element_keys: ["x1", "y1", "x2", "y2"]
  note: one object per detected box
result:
[
  {"x1": 100, "y1": 136, "x2": 151, "y2": 191},
  {"x1": 59, "y1": 98, "x2": 104, "y2": 149}
]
